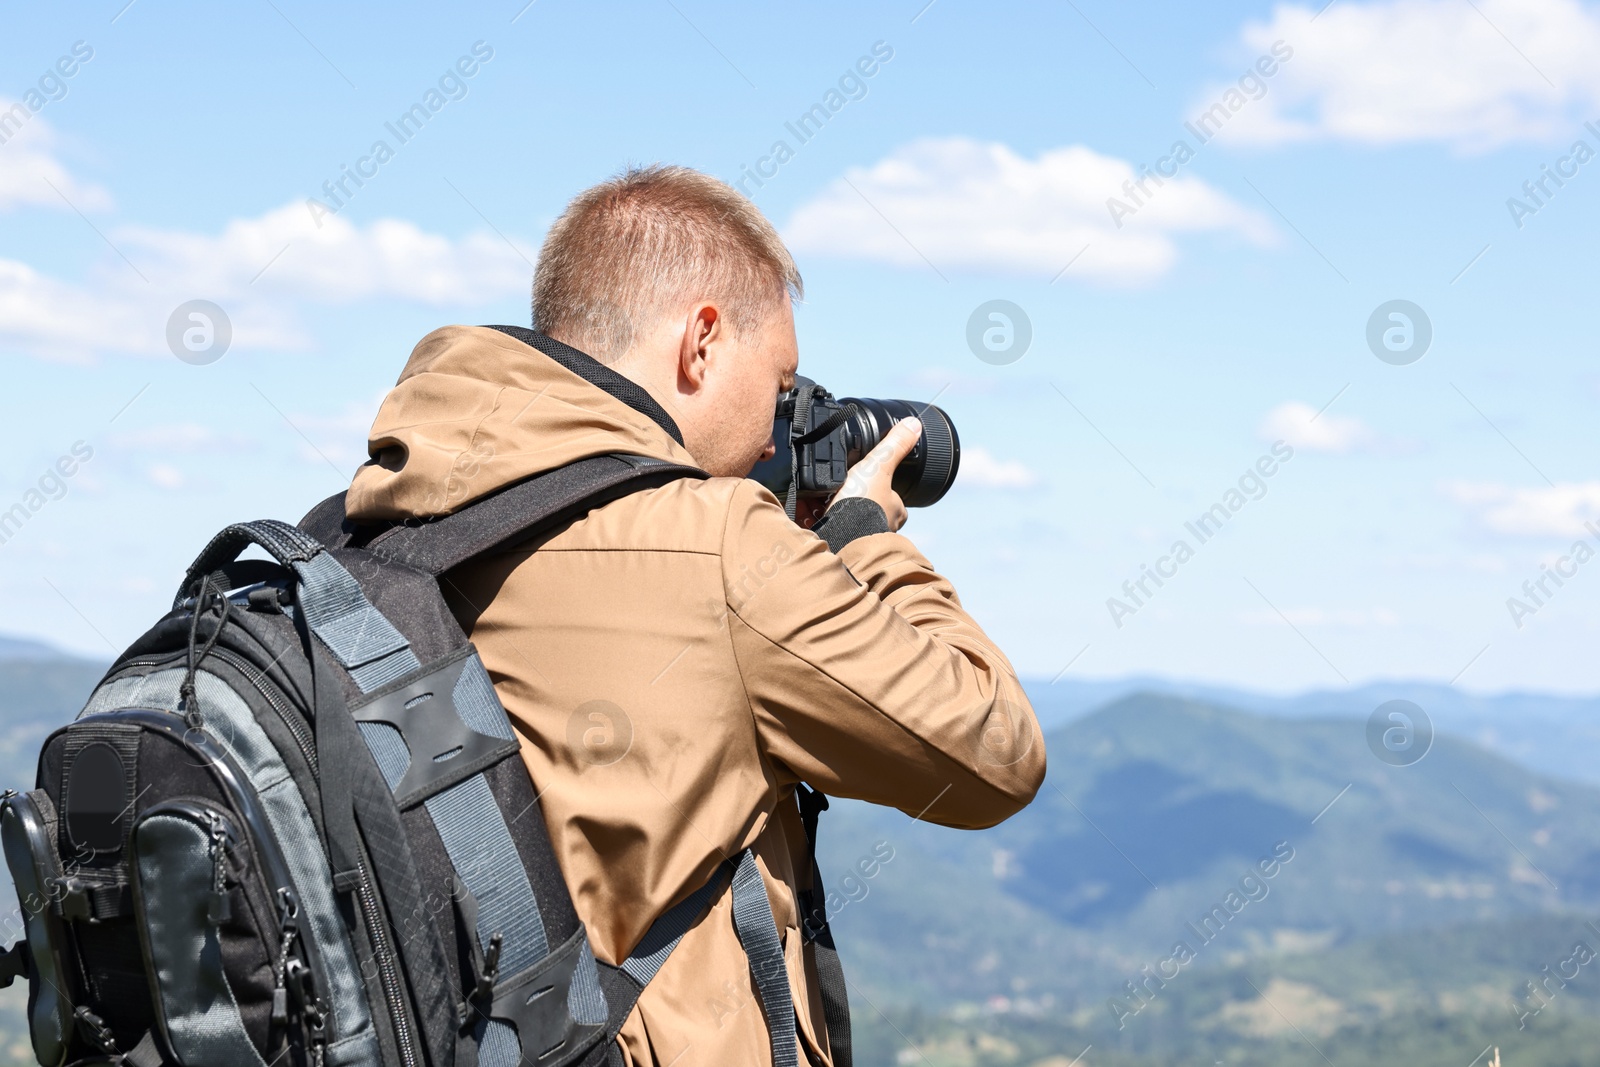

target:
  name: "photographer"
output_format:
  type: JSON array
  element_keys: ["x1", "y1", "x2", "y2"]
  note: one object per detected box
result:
[{"x1": 343, "y1": 166, "x2": 1045, "y2": 1066}]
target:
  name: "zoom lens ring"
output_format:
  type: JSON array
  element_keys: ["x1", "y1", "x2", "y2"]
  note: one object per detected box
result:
[{"x1": 908, "y1": 405, "x2": 957, "y2": 507}]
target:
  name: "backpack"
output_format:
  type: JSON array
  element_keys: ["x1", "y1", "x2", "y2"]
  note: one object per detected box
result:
[{"x1": 0, "y1": 451, "x2": 843, "y2": 1067}]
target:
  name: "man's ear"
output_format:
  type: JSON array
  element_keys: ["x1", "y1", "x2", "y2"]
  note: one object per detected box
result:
[{"x1": 678, "y1": 303, "x2": 722, "y2": 392}]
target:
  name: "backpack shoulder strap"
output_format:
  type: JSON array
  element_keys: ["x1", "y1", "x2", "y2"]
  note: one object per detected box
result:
[
  {"x1": 298, "y1": 453, "x2": 708, "y2": 573},
  {"x1": 593, "y1": 848, "x2": 801, "y2": 1067},
  {"x1": 798, "y1": 785, "x2": 852, "y2": 1066}
]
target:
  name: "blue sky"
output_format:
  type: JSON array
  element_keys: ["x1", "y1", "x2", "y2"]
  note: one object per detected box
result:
[{"x1": 2, "y1": 0, "x2": 1598, "y2": 694}]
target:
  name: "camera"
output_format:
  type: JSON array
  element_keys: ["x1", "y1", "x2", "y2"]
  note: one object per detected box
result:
[{"x1": 749, "y1": 376, "x2": 960, "y2": 515}]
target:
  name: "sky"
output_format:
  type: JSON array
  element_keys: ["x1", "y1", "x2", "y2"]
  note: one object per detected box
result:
[{"x1": 1, "y1": 0, "x2": 1598, "y2": 695}]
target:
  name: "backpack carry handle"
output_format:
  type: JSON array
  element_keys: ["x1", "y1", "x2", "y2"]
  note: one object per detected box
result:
[
  {"x1": 175, "y1": 519, "x2": 325, "y2": 609},
  {"x1": 176, "y1": 519, "x2": 415, "y2": 688}
]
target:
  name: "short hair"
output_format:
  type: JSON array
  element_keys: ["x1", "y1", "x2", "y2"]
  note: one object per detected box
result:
[{"x1": 532, "y1": 165, "x2": 803, "y2": 363}]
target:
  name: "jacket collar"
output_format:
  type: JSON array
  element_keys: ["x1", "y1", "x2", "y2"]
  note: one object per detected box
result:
[{"x1": 484, "y1": 325, "x2": 684, "y2": 446}]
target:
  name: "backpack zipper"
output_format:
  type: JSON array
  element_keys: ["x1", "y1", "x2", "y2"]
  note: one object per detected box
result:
[
  {"x1": 110, "y1": 648, "x2": 319, "y2": 777},
  {"x1": 354, "y1": 861, "x2": 419, "y2": 1067},
  {"x1": 205, "y1": 808, "x2": 234, "y2": 925},
  {"x1": 207, "y1": 647, "x2": 318, "y2": 776}
]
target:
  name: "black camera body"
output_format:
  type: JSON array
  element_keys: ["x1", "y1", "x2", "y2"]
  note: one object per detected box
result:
[{"x1": 749, "y1": 376, "x2": 961, "y2": 514}]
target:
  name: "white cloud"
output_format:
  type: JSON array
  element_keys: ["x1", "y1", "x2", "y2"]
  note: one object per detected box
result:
[
  {"x1": 115, "y1": 203, "x2": 532, "y2": 306},
  {"x1": 0, "y1": 198, "x2": 531, "y2": 361},
  {"x1": 1217, "y1": 0, "x2": 1600, "y2": 151},
  {"x1": 960, "y1": 447, "x2": 1040, "y2": 489},
  {"x1": 1259, "y1": 400, "x2": 1377, "y2": 453},
  {"x1": 1444, "y1": 480, "x2": 1600, "y2": 537},
  {"x1": 784, "y1": 138, "x2": 1273, "y2": 285},
  {"x1": 0, "y1": 105, "x2": 111, "y2": 212}
]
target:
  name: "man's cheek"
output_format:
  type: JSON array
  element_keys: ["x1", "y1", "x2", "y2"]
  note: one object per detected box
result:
[{"x1": 751, "y1": 385, "x2": 777, "y2": 439}]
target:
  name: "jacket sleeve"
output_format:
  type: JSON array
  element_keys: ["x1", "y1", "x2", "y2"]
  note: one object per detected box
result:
[{"x1": 720, "y1": 479, "x2": 1045, "y2": 829}]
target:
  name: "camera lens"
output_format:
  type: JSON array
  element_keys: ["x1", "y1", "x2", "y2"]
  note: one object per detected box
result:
[{"x1": 843, "y1": 398, "x2": 962, "y2": 508}]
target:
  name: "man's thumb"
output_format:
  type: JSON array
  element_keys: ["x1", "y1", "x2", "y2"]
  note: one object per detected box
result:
[{"x1": 890, "y1": 417, "x2": 922, "y2": 459}]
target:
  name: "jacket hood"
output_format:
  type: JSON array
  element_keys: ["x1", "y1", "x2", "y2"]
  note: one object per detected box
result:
[{"x1": 346, "y1": 325, "x2": 699, "y2": 522}]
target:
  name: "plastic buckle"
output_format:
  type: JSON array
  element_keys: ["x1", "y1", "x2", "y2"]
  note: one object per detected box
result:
[{"x1": 52, "y1": 878, "x2": 91, "y2": 922}]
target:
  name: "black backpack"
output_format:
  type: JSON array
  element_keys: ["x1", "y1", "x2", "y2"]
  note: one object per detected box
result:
[{"x1": 0, "y1": 452, "x2": 841, "y2": 1067}]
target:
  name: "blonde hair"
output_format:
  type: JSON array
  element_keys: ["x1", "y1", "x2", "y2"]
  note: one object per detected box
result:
[{"x1": 532, "y1": 165, "x2": 802, "y2": 362}]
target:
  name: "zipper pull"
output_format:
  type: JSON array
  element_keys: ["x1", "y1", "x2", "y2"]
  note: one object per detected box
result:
[
  {"x1": 272, "y1": 888, "x2": 300, "y2": 1029},
  {"x1": 301, "y1": 985, "x2": 328, "y2": 1067},
  {"x1": 73, "y1": 1006, "x2": 119, "y2": 1055},
  {"x1": 206, "y1": 812, "x2": 232, "y2": 924}
]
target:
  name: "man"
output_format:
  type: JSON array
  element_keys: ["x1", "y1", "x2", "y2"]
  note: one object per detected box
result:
[{"x1": 344, "y1": 166, "x2": 1045, "y2": 1065}]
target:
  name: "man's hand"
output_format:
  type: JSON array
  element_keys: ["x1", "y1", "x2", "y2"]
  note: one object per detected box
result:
[{"x1": 827, "y1": 417, "x2": 921, "y2": 532}]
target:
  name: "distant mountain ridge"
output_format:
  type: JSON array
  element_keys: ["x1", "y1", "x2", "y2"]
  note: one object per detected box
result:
[
  {"x1": 1026, "y1": 675, "x2": 1600, "y2": 786},
  {"x1": 1026, "y1": 674, "x2": 1600, "y2": 728},
  {"x1": 820, "y1": 691, "x2": 1600, "y2": 1013},
  {"x1": 2, "y1": 650, "x2": 1599, "y2": 1064},
  {"x1": 0, "y1": 634, "x2": 88, "y2": 662},
  {"x1": 0, "y1": 654, "x2": 107, "y2": 796},
  {"x1": 821, "y1": 687, "x2": 1600, "y2": 1056}
]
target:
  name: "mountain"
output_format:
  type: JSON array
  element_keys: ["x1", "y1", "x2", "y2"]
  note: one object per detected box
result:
[
  {"x1": 0, "y1": 635, "x2": 77, "y2": 662},
  {"x1": 1030, "y1": 675, "x2": 1600, "y2": 787},
  {"x1": 0, "y1": 656, "x2": 106, "y2": 792},
  {"x1": 819, "y1": 692, "x2": 1600, "y2": 1064},
  {"x1": 850, "y1": 912, "x2": 1600, "y2": 1067},
  {"x1": 3, "y1": 649, "x2": 1599, "y2": 1066}
]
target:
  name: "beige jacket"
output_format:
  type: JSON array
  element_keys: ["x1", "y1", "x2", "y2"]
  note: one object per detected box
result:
[{"x1": 345, "y1": 326, "x2": 1046, "y2": 1066}]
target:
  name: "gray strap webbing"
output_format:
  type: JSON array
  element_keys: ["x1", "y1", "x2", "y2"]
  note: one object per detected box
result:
[
  {"x1": 174, "y1": 519, "x2": 419, "y2": 691},
  {"x1": 426, "y1": 776, "x2": 550, "y2": 968},
  {"x1": 731, "y1": 850, "x2": 798, "y2": 1067},
  {"x1": 783, "y1": 386, "x2": 818, "y2": 522},
  {"x1": 620, "y1": 861, "x2": 733, "y2": 986},
  {"x1": 605, "y1": 852, "x2": 797, "y2": 1065},
  {"x1": 291, "y1": 553, "x2": 420, "y2": 690}
]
